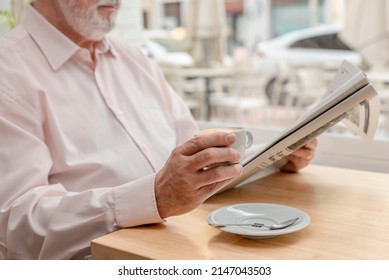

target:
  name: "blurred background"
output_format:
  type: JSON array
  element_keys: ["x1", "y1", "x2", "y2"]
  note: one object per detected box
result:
[{"x1": 1, "y1": 0, "x2": 389, "y2": 171}]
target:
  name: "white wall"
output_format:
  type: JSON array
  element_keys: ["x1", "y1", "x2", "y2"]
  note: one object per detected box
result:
[
  {"x1": 0, "y1": 0, "x2": 10, "y2": 11},
  {"x1": 110, "y1": 0, "x2": 143, "y2": 43},
  {"x1": 0, "y1": 0, "x2": 11, "y2": 36}
]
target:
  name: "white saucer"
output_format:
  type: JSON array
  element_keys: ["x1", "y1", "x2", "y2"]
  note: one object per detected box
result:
[{"x1": 208, "y1": 203, "x2": 310, "y2": 239}]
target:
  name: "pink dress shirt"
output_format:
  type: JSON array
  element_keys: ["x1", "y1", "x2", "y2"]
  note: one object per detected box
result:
[{"x1": 0, "y1": 6, "x2": 198, "y2": 259}]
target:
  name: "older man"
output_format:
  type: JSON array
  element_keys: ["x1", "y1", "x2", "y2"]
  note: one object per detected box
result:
[{"x1": 0, "y1": 0, "x2": 317, "y2": 259}]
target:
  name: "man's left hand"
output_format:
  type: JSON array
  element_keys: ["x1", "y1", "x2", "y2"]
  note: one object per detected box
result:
[{"x1": 280, "y1": 139, "x2": 318, "y2": 172}]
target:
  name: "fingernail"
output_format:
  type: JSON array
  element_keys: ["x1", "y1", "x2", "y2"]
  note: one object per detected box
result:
[
  {"x1": 235, "y1": 150, "x2": 241, "y2": 161},
  {"x1": 225, "y1": 133, "x2": 236, "y2": 144}
]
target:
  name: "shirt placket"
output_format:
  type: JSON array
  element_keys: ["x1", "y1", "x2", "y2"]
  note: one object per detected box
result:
[{"x1": 91, "y1": 50, "x2": 163, "y2": 172}]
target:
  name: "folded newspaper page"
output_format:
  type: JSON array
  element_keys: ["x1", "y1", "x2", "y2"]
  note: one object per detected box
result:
[{"x1": 221, "y1": 60, "x2": 380, "y2": 191}]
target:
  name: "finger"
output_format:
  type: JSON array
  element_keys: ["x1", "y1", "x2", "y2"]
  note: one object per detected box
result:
[
  {"x1": 280, "y1": 161, "x2": 297, "y2": 172},
  {"x1": 189, "y1": 146, "x2": 241, "y2": 170},
  {"x1": 178, "y1": 132, "x2": 236, "y2": 156},
  {"x1": 281, "y1": 156, "x2": 309, "y2": 172},
  {"x1": 290, "y1": 145, "x2": 315, "y2": 161},
  {"x1": 197, "y1": 177, "x2": 237, "y2": 200},
  {"x1": 294, "y1": 150, "x2": 314, "y2": 161},
  {"x1": 196, "y1": 163, "x2": 243, "y2": 187},
  {"x1": 303, "y1": 138, "x2": 318, "y2": 150}
]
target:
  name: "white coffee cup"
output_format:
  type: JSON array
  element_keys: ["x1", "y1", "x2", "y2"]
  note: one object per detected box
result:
[{"x1": 196, "y1": 127, "x2": 253, "y2": 165}]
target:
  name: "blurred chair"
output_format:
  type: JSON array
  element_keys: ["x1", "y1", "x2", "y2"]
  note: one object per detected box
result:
[
  {"x1": 374, "y1": 82, "x2": 389, "y2": 136},
  {"x1": 271, "y1": 61, "x2": 298, "y2": 106},
  {"x1": 381, "y1": 96, "x2": 389, "y2": 136},
  {"x1": 209, "y1": 67, "x2": 269, "y2": 125},
  {"x1": 366, "y1": 72, "x2": 389, "y2": 136},
  {"x1": 285, "y1": 67, "x2": 328, "y2": 112},
  {"x1": 162, "y1": 67, "x2": 206, "y2": 120}
]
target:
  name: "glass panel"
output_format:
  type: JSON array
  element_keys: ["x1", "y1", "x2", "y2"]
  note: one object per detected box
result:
[{"x1": 290, "y1": 33, "x2": 352, "y2": 50}]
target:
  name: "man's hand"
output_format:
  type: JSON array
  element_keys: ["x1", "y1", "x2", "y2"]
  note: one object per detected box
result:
[
  {"x1": 155, "y1": 132, "x2": 243, "y2": 219},
  {"x1": 281, "y1": 139, "x2": 318, "y2": 172}
]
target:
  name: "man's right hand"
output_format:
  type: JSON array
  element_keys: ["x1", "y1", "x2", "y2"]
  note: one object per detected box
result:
[{"x1": 154, "y1": 132, "x2": 243, "y2": 219}]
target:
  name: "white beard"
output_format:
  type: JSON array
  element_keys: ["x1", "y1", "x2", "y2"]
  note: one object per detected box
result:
[{"x1": 58, "y1": 0, "x2": 120, "y2": 40}]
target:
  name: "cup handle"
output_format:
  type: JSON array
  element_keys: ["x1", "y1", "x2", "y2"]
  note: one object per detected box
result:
[{"x1": 245, "y1": 131, "x2": 254, "y2": 148}]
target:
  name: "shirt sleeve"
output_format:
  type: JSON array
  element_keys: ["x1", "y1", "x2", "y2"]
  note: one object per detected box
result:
[{"x1": 0, "y1": 90, "x2": 163, "y2": 260}]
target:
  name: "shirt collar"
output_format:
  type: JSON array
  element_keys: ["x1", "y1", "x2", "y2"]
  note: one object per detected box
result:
[{"x1": 23, "y1": 5, "x2": 118, "y2": 71}]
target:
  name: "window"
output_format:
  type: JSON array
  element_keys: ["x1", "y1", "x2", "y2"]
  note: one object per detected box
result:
[{"x1": 290, "y1": 33, "x2": 352, "y2": 50}]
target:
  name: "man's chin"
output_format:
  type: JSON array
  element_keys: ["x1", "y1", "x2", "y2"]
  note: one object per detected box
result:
[{"x1": 75, "y1": 24, "x2": 114, "y2": 41}]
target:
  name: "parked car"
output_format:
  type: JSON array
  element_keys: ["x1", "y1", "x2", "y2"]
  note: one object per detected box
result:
[
  {"x1": 256, "y1": 25, "x2": 363, "y2": 68},
  {"x1": 255, "y1": 25, "x2": 363, "y2": 98},
  {"x1": 141, "y1": 39, "x2": 194, "y2": 68},
  {"x1": 141, "y1": 29, "x2": 194, "y2": 68}
]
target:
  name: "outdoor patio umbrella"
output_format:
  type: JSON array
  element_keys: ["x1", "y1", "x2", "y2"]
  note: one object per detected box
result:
[
  {"x1": 339, "y1": 0, "x2": 389, "y2": 68},
  {"x1": 184, "y1": 0, "x2": 227, "y2": 67}
]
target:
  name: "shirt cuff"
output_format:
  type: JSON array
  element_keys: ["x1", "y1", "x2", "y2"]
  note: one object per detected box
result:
[{"x1": 113, "y1": 173, "x2": 164, "y2": 228}]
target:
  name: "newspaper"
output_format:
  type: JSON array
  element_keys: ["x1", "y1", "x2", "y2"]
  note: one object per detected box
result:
[{"x1": 221, "y1": 60, "x2": 381, "y2": 191}]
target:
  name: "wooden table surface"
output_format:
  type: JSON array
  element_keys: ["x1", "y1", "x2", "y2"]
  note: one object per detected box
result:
[{"x1": 91, "y1": 165, "x2": 389, "y2": 260}]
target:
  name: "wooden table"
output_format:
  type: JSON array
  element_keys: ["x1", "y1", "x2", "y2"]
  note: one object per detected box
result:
[{"x1": 91, "y1": 165, "x2": 389, "y2": 259}]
